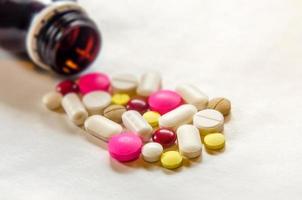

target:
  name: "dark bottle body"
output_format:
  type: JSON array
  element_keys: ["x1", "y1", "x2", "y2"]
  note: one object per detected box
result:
[{"x1": 0, "y1": 0, "x2": 101, "y2": 75}]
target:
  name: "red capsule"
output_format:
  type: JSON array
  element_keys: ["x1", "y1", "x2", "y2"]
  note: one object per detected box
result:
[
  {"x1": 56, "y1": 80, "x2": 79, "y2": 95},
  {"x1": 152, "y1": 128, "x2": 177, "y2": 148},
  {"x1": 126, "y1": 98, "x2": 149, "y2": 114}
]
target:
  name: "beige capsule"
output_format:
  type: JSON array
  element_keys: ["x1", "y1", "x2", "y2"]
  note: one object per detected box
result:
[
  {"x1": 42, "y1": 91, "x2": 62, "y2": 110},
  {"x1": 61, "y1": 93, "x2": 88, "y2": 125},
  {"x1": 84, "y1": 115, "x2": 123, "y2": 141},
  {"x1": 208, "y1": 97, "x2": 231, "y2": 116},
  {"x1": 103, "y1": 105, "x2": 127, "y2": 123},
  {"x1": 136, "y1": 72, "x2": 161, "y2": 97},
  {"x1": 176, "y1": 84, "x2": 208, "y2": 110}
]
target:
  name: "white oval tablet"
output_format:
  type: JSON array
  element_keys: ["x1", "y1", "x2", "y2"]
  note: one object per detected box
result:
[
  {"x1": 177, "y1": 125, "x2": 202, "y2": 158},
  {"x1": 137, "y1": 72, "x2": 161, "y2": 97},
  {"x1": 159, "y1": 104, "x2": 197, "y2": 130},
  {"x1": 142, "y1": 142, "x2": 163, "y2": 162},
  {"x1": 122, "y1": 110, "x2": 153, "y2": 142},
  {"x1": 176, "y1": 84, "x2": 208, "y2": 110},
  {"x1": 42, "y1": 91, "x2": 62, "y2": 110},
  {"x1": 82, "y1": 91, "x2": 111, "y2": 115},
  {"x1": 193, "y1": 109, "x2": 224, "y2": 136},
  {"x1": 84, "y1": 115, "x2": 123, "y2": 141},
  {"x1": 111, "y1": 74, "x2": 138, "y2": 93},
  {"x1": 62, "y1": 93, "x2": 88, "y2": 125}
]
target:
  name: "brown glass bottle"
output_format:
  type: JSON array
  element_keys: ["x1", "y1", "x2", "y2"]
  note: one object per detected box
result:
[{"x1": 0, "y1": 0, "x2": 101, "y2": 75}]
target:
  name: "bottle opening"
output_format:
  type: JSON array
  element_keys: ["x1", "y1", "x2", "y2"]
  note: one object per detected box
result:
[{"x1": 37, "y1": 10, "x2": 101, "y2": 75}]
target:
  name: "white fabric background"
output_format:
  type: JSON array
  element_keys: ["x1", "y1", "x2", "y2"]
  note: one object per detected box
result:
[{"x1": 1, "y1": 0, "x2": 302, "y2": 199}]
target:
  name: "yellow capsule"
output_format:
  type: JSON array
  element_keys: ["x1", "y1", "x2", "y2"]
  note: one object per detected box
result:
[
  {"x1": 161, "y1": 151, "x2": 183, "y2": 169},
  {"x1": 112, "y1": 93, "x2": 130, "y2": 105},
  {"x1": 204, "y1": 133, "x2": 225, "y2": 150},
  {"x1": 143, "y1": 111, "x2": 161, "y2": 127}
]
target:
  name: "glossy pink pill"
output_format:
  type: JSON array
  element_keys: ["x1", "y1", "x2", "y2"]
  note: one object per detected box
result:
[
  {"x1": 148, "y1": 90, "x2": 183, "y2": 114},
  {"x1": 78, "y1": 72, "x2": 110, "y2": 95},
  {"x1": 108, "y1": 133, "x2": 143, "y2": 162}
]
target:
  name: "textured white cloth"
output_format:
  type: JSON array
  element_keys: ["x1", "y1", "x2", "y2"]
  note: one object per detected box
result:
[{"x1": 1, "y1": 0, "x2": 302, "y2": 199}]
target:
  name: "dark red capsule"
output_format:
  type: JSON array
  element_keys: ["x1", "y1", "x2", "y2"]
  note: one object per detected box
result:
[
  {"x1": 56, "y1": 80, "x2": 79, "y2": 95},
  {"x1": 152, "y1": 128, "x2": 177, "y2": 148},
  {"x1": 126, "y1": 98, "x2": 149, "y2": 114}
]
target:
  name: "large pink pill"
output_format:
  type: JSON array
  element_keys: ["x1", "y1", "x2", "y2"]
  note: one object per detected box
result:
[
  {"x1": 108, "y1": 133, "x2": 143, "y2": 162},
  {"x1": 148, "y1": 90, "x2": 182, "y2": 114},
  {"x1": 78, "y1": 72, "x2": 110, "y2": 95}
]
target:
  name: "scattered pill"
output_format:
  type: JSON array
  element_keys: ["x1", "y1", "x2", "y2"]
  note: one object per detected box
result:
[
  {"x1": 122, "y1": 110, "x2": 153, "y2": 142},
  {"x1": 177, "y1": 125, "x2": 202, "y2": 158},
  {"x1": 108, "y1": 133, "x2": 143, "y2": 162},
  {"x1": 208, "y1": 97, "x2": 231, "y2": 116},
  {"x1": 142, "y1": 142, "x2": 163, "y2": 162},
  {"x1": 152, "y1": 128, "x2": 176, "y2": 148},
  {"x1": 82, "y1": 91, "x2": 111, "y2": 115},
  {"x1": 159, "y1": 104, "x2": 197, "y2": 130},
  {"x1": 137, "y1": 72, "x2": 162, "y2": 97},
  {"x1": 78, "y1": 72, "x2": 110, "y2": 95},
  {"x1": 103, "y1": 105, "x2": 126, "y2": 123},
  {"x1": 193, "y1": 109, "x2": 224, "y2": 136},
  {"x1": 84, "y1": 115, "x2": 123, "y2": 141},
  {"x1": 61, "y1": 93, "x2": 88, "y2": 125},
  {"x1": 126, "y1": 98, "x2": 149, "y2": 114},
  {"x1": 176, "y1": 84, "x2": 208, "y2": 110},
  {"x1": 161, "y1": 151, "x2": 183, "y2": 170},
  {"x1": 143, "y1": 111, "x2": 161, "y2": 127},
  {"x1": 56, "y1": 79, "x2": 78, "y2": 95},
  {"x1": 148, "y1": 90, "x2": 183, "y2": 114},
  {"x1": 204, "y1": 133, "x2": 225, "y2": 150},
  {"x1": 112, "y1": 93, "x2": 130, "y2": 105},
  {"x1": 42, "y1": 91, "x2": 62, "y2": 110},
  {"x1": 111, "y1": 74, "x2": 138, "y2": 94}
]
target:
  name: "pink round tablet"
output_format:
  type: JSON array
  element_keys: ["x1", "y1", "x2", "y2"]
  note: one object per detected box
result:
[
  {"x1": 78, "y1": 72, "x2": 110, "y2": 95},
  {"x1": 108, "y1": 133, "x2": 143, "y2": 162},
  {"x1": 148, "y1": 90, "x2": 182, "y2": 114}
]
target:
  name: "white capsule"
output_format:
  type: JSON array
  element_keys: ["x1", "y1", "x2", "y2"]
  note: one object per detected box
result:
[
  {"x1": 142, "y1": 142, "x2": 163, "y2": 162},
  {"x1": 84, "y1": 115, "x2": 123, "y2": 141},
  {"x1": 111, "y1": 74, "x2": 138, "y2": 94},
  {"x1": 122, "y1": 110, "x2": 153, "y2": 142},
  {"x1": 82, "y1": 91, "x2": 111, "y2": 115},
  {"x1": 42, "y1": 91, "x2": 62, "y2": 110},
  {"x1": 177, "y1": 125, "x2": 202, "y2": 158},
  {"x1": 176, "y1": 84, "x2": 208, "y2": 110},
  {"x1": 61, "y1": 93, "x2": 88, "y2": 125},
  {"x1": 193, "y1": 109, "x2": 224, "y2": 136},
  {"x1": 159, "y1": 104, "x2": 197, "y2": 130},
  {"x1": 137, "y1": 72, "x2": 161, "y2": 97}
]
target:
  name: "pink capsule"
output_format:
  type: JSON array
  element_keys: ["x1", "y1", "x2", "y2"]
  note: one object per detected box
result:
[
  {"x1": 108, "y1": 133, "x2": 143, "y2": 162},
  {"x1": 56, "y1": 80, "x2": 78, "y2": 95},
  {"x1": 148, "y1": 90, "x2": 183, "y2": 114},
  {"x1": 78, "y1": 72, "x2": 110, "y2": 95}
]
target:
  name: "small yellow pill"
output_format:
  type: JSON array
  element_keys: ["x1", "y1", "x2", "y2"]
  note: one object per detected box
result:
[
  {"x1": 112, "y1": 93, "x2": 130, "y2": 105},
  {"x1": 143, "y1": 111, "x2": 161, "y2": 127},
  {"x1": 161, "y1": 151, "x2": 183, "y2": 169},
  {"x1": 204, "y1": 133, "x2": 225, "y2": 150}
]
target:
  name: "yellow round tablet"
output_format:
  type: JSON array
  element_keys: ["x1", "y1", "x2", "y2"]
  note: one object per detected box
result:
[
  {"x1": 112, "y1": 93, "x2": 130, "y2": 105},
  {"x1": 204, "y1": 133, "x2": 225, "y2": 150},
  {"x1": 143, "y1": 111, "x2": 161, "y2": 127},
  {"x1": 161, "y1": 151, "x2": 183, "y2": 169}
]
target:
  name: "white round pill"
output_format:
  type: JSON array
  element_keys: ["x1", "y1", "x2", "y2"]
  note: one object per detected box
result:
[
  {"x1": 193, "y1": 109, "x2": 224, "y2": 136},
  {"x1": 82, "y1": 91, "x2": 111, "y2": 115},
  {"x1": 111, "y1": 74, "x2": 138, "y2": 93},
  {"x1": 142, "y1": 142, "x2": 163, "y2": 162},
  {"x1": 42, "y1": 91, "x2": 62, "y2": 110}
]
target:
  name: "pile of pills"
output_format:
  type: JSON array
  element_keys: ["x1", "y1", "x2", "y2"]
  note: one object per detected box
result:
[{"x1": 42, "y1": 72, "x2": 231, "y2": 170}]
